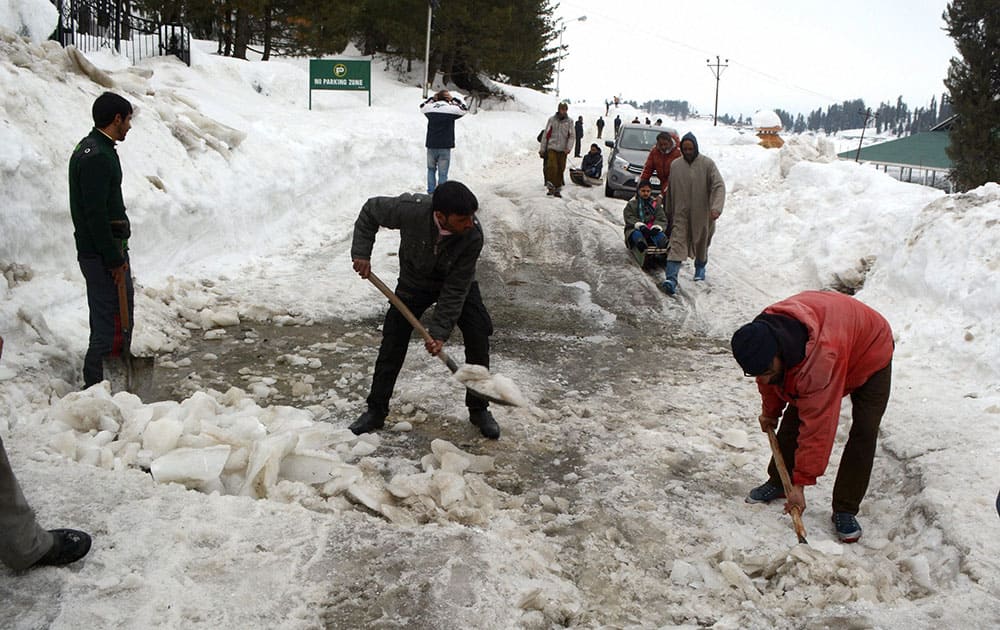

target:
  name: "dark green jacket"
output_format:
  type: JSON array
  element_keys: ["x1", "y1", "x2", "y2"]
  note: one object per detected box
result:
[
  {"x1": 351, "y1": 193, "x2": 483, "y2": 341},
  {"x1": 623, "y1": 196, "x2": 667, "y2": 241},
  {"x1": 68, "y1": 129, "x2": 128, "y2": 268}
]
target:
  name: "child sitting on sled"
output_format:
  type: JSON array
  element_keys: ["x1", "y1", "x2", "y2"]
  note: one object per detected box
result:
[{"x1": 623, "y1": 179, "x2": 669, "y2": 253}]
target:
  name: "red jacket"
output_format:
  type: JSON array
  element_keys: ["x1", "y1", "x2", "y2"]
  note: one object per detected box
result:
[
  {"x1": 640, "y1": 134, "x2": 681, "y2": 186},
  {"x1": 756, "y1": 291, "x2": 893, "y2": 486}
]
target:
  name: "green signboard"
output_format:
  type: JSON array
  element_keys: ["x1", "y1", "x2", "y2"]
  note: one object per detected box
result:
[{"x1": 309, "y1": 59, "x2": 372, "y2": 108}]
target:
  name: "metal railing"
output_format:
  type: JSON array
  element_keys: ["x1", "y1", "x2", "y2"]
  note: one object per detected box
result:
[{"x1": 53, "y1": 0, "x2": 191, "y2": 66}]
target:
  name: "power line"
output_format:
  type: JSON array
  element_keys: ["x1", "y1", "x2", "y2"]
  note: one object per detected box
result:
[{"x1": 555, "y1": 2, "x2": 844, "y2": 108}]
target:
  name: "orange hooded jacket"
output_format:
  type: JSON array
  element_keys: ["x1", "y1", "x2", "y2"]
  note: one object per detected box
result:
[{"x1": 756, "y1": 291, "x2": 894, "y2": 486}]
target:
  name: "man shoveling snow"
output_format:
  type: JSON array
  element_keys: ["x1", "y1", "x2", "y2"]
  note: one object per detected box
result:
[{"x1": 350, "y1": 181, "x2": 521, "y2": 439}]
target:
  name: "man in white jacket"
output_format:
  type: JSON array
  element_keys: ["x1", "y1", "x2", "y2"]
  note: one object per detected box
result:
[{"x1": 539, "y1": 102, "x2": 574, "y2": 197}]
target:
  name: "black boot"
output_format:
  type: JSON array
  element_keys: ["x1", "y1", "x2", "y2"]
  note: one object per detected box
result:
[
  {"x1": 349, "y1": 409, "x2": 385, "y2": 435},
  {"x1": 469, "y1": 409, "x2": 500, "y2": 439},
  {"x1": 33, "y1": 529, "x2": 92, "y2": 567}
]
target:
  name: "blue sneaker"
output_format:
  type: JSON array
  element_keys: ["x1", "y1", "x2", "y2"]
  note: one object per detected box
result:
[
  {"x1": 660, "y1": 279, "x2": 676, "y2": 295},
  {"x1": 745, "y1": 481, "x2": 785, "y2": 504},
  {"x1": 693, "y1": 266, "x2": 706, "y2": 281},
  {"x1": 831, "y1": 512, "x2": 862, "y2": 543}
]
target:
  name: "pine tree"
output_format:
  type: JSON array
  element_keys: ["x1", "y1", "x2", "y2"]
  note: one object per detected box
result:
[
  {"x1": 793, "y1": 114, "x2": 805, "y2": 133},
  {"x1": 943, "y1": 0, "x2": 1000, "y2": 190}
]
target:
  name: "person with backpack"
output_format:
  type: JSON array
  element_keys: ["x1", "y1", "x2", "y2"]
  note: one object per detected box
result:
[{"x1": 539, "y1": 103, "x2": 574, "y2": 198}]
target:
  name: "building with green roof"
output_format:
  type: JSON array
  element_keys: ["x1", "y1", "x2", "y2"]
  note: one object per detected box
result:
[{"x1": 838, "y1": 117, "x2": 954, "y2": 190}]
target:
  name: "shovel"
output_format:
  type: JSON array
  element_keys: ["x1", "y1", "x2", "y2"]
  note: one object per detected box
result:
[
  {"x1": 103, "y1": 272, "x2": 155, "y2": 399},
  {"x1": 366, "y1": 271, "x2": 517, "y2": 406},
  {"x1": 766, "y1": 427, "x2": 809, "y2": 544}
]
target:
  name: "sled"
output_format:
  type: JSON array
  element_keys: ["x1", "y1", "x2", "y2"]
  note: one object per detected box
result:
[
  {"x1": 569, "y1": 168, "x2": 602, "y2": 188},
  {"x1": 629, "y1": 245, "x2": 669, "y2": 271}
]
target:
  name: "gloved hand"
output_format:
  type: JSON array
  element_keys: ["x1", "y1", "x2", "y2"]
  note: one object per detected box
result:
[
  {"x1": 650, "y1": 225, "x2": 663, "y2": 234},
  {"x1": 633, "y1": 222, "x2": 645, "y2": 231},
  {"x1": 638, "y1": 224, "x2": 652, "y2": 238}
]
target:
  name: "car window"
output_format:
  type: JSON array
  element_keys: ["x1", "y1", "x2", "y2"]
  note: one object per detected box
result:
[{"x1": 618, "y1": 128, "x2": 660, "y2": 151}]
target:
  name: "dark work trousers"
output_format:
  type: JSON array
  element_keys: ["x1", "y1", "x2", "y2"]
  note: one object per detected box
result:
[
  {"x1": 366, "y1": 281, "x2": 493, "y2": 417},
  {"x1": 769, "y1": 361, "x2": 892, "y2": 515},
  {"x1": 574, "y1": 136, "x2": 582, "y2": 157},
  {"x1": 78, "y1": 252, "x2": 133, "y2": 388}
]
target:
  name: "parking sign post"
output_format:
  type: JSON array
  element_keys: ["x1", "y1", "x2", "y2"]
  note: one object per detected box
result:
[{"x1": 309, "y1": 59, "x2": 372, "y2": 109}]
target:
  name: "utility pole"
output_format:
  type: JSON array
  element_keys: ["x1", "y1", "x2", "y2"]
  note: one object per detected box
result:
[
  {"x1": 706, "y1": 56, "x2": 728, "y2": 126},
  {"x1": 854, "y1": 108, "x2": 878, "y2": 162},
  {"x1": 423, "y1": 1, "x2": 440, "y2": 99},
  {"x1": 554, "y1": 15, "x2": 586, "y2": 100}
]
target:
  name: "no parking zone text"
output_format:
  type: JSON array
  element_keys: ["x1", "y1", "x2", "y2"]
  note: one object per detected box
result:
[{"x1": 309, "y1": 59, "x2": 371, "y2": 109}]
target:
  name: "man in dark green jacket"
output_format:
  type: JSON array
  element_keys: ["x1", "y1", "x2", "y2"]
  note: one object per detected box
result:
[
  {"x1": 68, "y1": 92, "x2": 134, "y2": 388},
  {"x1": 350, "y1": 181, "x2": 500, "y2": 439}
]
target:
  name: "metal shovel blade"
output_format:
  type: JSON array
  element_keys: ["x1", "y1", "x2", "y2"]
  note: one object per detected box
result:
[
  {"x1": 366, "y1": 271, "x2": 524, "y2": 407},
  {"x1": 104, "y1": 353, "x2": 155, "y2": 400}
]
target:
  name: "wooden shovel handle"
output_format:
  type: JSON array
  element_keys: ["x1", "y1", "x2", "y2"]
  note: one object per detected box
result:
[
  {"x1": 766, "y1": 427, "x2": 808, "y2": 543},
  {"x1": 366, "y1": 271, "x2": 459, "y2": 373},
  {"x1": 115, "y1": 271, "x2": 130, "y2": 333}
]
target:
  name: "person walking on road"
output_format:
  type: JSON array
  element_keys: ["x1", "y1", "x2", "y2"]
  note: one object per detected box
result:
[
  {"x1": 349, "y1": 181, "x2": 501, "y2": 440},
  {"x1": 730, "y1": 291, "x2": 894, "y2": 543},
  {"x1": 0, "y1": 336, "x2": 93, "y2": 570},
  {"x1": 420, "y1": 90, "x2": 468, "y2": 194},
  {"x1": 539, "y1": 103, "x2": 574, "y2": 198},
  {"x1": 69, "y1": 91, "x2": 135, "y2": 388},
  {"x1": 596, "y1": 116, "x2": 605, "y2": 139},
  {"x1": 661, "y1": 132, "x2": 725, "y2": 295},
  {"x1": 640, "y1": 130, "x2": 682, "y2": 210},
  {"x1": 574, "y1": 115, "x2": 585, "y2": 158},
  {"x1": 613, "y1": 115, "x2": 622, "y2": 136}
]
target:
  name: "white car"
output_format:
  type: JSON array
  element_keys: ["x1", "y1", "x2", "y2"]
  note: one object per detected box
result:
[{"x1": 603, "y1": 123, "x2": 677, "y2": 198}]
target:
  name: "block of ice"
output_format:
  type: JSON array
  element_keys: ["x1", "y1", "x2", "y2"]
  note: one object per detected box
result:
[
  {"x1": 142, "y1": 417, "x2": 184, "y2": 457},
  {"x1": 150, "y1": 445, "x2": 231, "y2": 485},
  {"x1": 279, "y1": 453, "x2": 343, "y2": 484}
]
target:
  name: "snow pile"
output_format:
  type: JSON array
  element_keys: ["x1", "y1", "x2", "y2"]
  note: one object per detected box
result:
[
  {"x1": 752, "y1": 109, "x2": 782, "y2": 129},
  {"x1": 45, "y1": 384, "x2": 508, "y2": 527},
  {"x1": 866, "y1": 181, "x2": 1000, "y2": 380},
  {"x1": 0, "y1": 0, "x2": 55, "y2": 43},
  {"x1": 1, "y1": 8, "x2": 999, "y2": 628}
]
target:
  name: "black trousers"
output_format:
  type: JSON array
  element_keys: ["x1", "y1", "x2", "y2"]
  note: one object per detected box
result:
[
  {"x1": 574, "y1": 136, "x2": 582, "y2": 157},
  {"x1": 79, "y1": 253, "x2": 133, "y2": 387},
  {"x1": 769, "y1": 361, "x2": 892, "y2": 515},
  {"x1": 366, "y1": 281, "x2": 493, "y2": 416}
]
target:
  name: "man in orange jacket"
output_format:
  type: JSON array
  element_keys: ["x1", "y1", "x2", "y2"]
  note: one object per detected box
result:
[
  {"x1": 640, "y1": 131, "x2": 681, "y2": 207},
  {"x1": 730, "y1": 291, "x2": 893, "y2": 543}
]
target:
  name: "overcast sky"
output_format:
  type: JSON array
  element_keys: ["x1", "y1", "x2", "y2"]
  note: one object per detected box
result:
[{"x1": 551, "y1": 0, "x2": 959, "y2": 118}]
